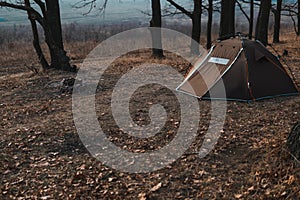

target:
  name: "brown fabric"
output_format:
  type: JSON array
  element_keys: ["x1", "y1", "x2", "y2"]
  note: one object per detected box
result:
[
  {"x1": 180, "y1": 62, "x2": 221, "y2": 97},
  {"x1": 179, "y1": 38, "x2": 242, "y2": 98},
  {"x1": 210, "y1": 40, "x2": 242, "y2": 76},
  {"x1": 254, "y1": 49, "x2": 265, "y2": 61},
  {"x1": 178, "y1": 37, "x2": 298, "y2": 101},
  {"x1": 243, "y1": 39, "x2": 298, "y2": 99},
  {"x1": 204, "y1": 51, "x2": 250, "y2": 100}
]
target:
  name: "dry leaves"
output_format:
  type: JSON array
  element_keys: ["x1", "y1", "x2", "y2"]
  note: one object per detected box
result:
[{"x1": 0, "y1": 33, "x2": 299, "y2": 199}]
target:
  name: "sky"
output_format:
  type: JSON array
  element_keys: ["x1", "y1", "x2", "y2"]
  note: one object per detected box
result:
[
  {"x1": 0, "y1": 0, "x2": 297, "y2": 26},
  {"x1": 0, "y1": 0, "x2": 192, "y2": 25}
]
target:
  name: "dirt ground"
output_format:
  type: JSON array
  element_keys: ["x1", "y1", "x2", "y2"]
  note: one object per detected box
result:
[{"x1": 0, "y1": 33, "x2": 300, "y2": 199}]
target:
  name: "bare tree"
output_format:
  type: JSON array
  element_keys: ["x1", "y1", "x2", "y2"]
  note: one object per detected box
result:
[
  {"x1": 272, "y1": 0, "x2": 283, "y2": 43},
  {"x1": 191, "y1": 0, "x2": 202, "y2": 54},
  {"x1": 249, "y1": 0, "x2": 254, "y2": 39},
  {"x1": 73, "y1": 0, "x2": 165, "y2": 58},
  {"x1": 298, "y1": 0, "x2": 300, "y2": 36},
  {"x1": 25, "y1": 0, "x2": 49, "y2": 69},
  {"x1": 150, "y1": 0, "x2": 164, "y2": 58},
  {"x1": 255, "y1": 0, "x2": 272, "y2": 46},
  {"x1": 0, "y1": 0, "x2": 76, "y2": 71},
  {"x1": 219, "y1": 0, "x2": 235, "y2": 38},
  {"x1": 44, "y1": 0, "x2": 73, "y2": 70},
  {"x1": 286, "y1": 0, "x2": 300, "y2": 36},
  {"x1": 236, "y1": 0, "x2": 255, "y2": 39},
  {"x1": 284, "y1": 0, "x2": 299, "y2": 36},
  {"x1": 206, "y1": 0, "x2": 213, "y2": 49},
  {"x1": 166, "y1": 0, "x2": 202, "y2": 54}
]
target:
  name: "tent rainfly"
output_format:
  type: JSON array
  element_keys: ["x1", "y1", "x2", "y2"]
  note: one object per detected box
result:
[{"x1": 176, "y1": 37, "x2": 299, "y2": 101}]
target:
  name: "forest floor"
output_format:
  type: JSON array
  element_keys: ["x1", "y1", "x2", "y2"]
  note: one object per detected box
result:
[{"x1": 0, "y1": 32, "x2": 300, "y2": 199}]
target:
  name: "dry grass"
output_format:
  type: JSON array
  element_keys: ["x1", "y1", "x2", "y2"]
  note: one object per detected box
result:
[{"x1": 0, "y1": 29, "x2": 299, "y2": 199}]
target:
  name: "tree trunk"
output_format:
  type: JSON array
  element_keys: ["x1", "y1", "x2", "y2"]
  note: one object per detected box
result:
[
  {"x1": 287, "y1": 122, "x2": 300, "y2": 160},
  {"x1": 0, "y1": 0, "x2": 75, "y2": 72},
  {"x1": 206, "y1": 0, "x2": 213, "y2": 49},
  {"x1": 297, "y1": 0, "x2": 300, "y2": 36},
  {"x1": 44, "y1": 0, "x2": 75, "y2": 71},
  {"x1": 25, "y1": 0, "x2": 49, "y2": 69},
  {"x1": 219, "y1": 0, "x2": 235, "y2": 38},
  {"x1": 150, "y1": 0, "x2": 164, "y2": 58},
  {"x1": 249, "y1": 0, "x2": 254, "y2": 39},
  {"x1": 30, "y1": 19, "x2": 50, "y2": 69},
  {"x1": 191, "y1": 0, "x2": 202, "y2": 55},
  {"x1": 255, "y1": 0, "x2": 272, "y2": 46},
  {"x1": 273, "y1": 0, "x2": 282, "y2": 43}
]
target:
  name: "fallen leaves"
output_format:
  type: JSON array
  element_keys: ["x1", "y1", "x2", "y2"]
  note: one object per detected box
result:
[
  {"x1": 0, "y1": 39, "x2": 299, "y2": 199},
  {"x1": 150, "y1": 182, "x2": 162, "y2": 192}
]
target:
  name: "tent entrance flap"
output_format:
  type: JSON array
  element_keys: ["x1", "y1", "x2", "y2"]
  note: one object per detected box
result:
[
  {"x1": 178, "y1": 61, "x2": 224, "y2": 98},
  {"x1": 177, "y1": 42, "x2": 242, "y2": 98}
]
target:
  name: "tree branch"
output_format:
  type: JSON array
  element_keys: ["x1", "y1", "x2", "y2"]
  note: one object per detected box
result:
[
  {"x1": 0, "y1": 1, "x2": 29, "y2": 11},
  {"x1": 236, "y1": 0, "x2": 250, "y2": 22},
  {"x1": 33, "y1": 0, "x2": 47, "y2": 16},
  {"x1": 166, "y1": 0, "x2": 193, "y2": 18},
  {"x1": 73, "y1": 0, "x2": 108, "y2": 15},
  {"x1": 0, "y1": 1, "x2": 45, "y2": 27}
]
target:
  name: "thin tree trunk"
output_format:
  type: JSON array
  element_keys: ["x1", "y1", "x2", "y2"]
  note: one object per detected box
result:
[
  {"x1": 273, "y1": 0, "x2": 282, "y2": 43},
  {"x1": 30, "y1": 20, "x2": 50, "y2": 69},
  {"x1": 191, "y1": 0, "x2": 202, "y2": 55},
  {"x1": 297, "y1": 0, "x2": 300, "y2": 36},
  {"x1": 219, "y1": 0, "x2": 235, "y2": 38},
  {"x1": 255, "y1": 0, "x2": 272, "y2": 46},
  {"x1": 249, "y1": 0, "x2": 254, "y2": 39},
  {"x1": 25, "y1": 0, "x2": 49, "y2": 69},
  {"x1": 150, "y1": 0, "x2": 164, "y2": 58},
  {"x1": 207, "y1": 0, "x2": 213, "y2": 49}
]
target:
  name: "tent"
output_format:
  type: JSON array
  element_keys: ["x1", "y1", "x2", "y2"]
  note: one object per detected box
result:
[{"x1": 176, "y1": 37, "x2": 299, "y2": 101}]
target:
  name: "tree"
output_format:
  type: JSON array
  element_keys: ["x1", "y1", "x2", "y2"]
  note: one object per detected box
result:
[
  {"x1": 249, "y1": 0, "x2": 254, "y2": 39},
  {"x1": 287, "y1": 122, "x2": 300, "y2": 161},
  {"x1": 284, "y1": 0, "x2": 299, "y2": 36},
  {"x1": 255, "y1": 0, "x2": 272, "y2": 46},
  {"x1": 206, "y1": 0, "x2": 213, "y2": 49},
  {"x1": 166, "y1": 0, "x2": 202, "y2": 54},
  {"x1": 25, "y1": 0, "x2": 49, "y2": 69},
  {"x1": 150, "y1": 0, "x2": 164, "y2": 58},
  {"x1": 236, "y1": 0, "x2": 255, "y2": 39},
  {"x1": 44, "y1": 0, "x2": 71, "y2": 70},
  {"x1": 298, "y1": 0, "x2": 300, "y2": 36},
  {"x1": 273, "y1": 0, "x2": 283, "y2": 43},
  {"x1": 0, "y1": 0, "x2": 76, "y2": 71},
  {"x1": 191, "y1": 0, "x2": 202, "y2": 54},
  {"x1": 219, "y1": 0, "x2": 235, "y2": 38}
]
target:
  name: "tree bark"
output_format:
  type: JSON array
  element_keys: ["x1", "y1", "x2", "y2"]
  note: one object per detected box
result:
[
  {"x1": 30, "y1": 19, "x2": 50, "y2": 69},
  {"x1": 206, "y1": 0, "x2": 213, "y2": 49},
  {"x1": 287, "y1": 122, "x2": 300, "y2": 160},
  {"x1": 255, "y1": 0, "x2": 272, "y2": 46},
  {"x1": 25, "y1": 0, "x2": 49, "y2": 69},
  {"x1": 297, "y1": 0, "x2": 300, "y2": 36},
  {"x1": 191, "y1": 0, "x2": 202, "y2": 55},
  {"x1": 249, "y1": 0, "x2": 254, "y2": 39},
  {"x1": 273, "y1": 0, "x2": 282, "y2": 43},
  {"x1": 44, "y1": 0, "x2": 75, "y2": 71},
  {"x1": 219, "y1": 0, "x2": 235, "y2": 38},
  {"x1": 150, "y1": 0, "x2": 164, "y2": 58}
]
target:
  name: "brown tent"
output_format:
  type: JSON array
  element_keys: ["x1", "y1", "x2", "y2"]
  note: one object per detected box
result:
[{"x1": 177, "y1": 37, "x2": 299, "y2": 101}]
